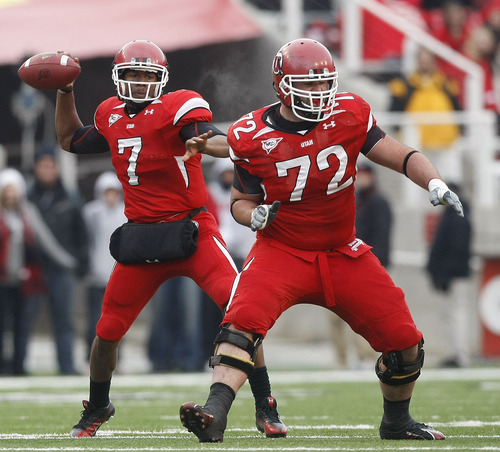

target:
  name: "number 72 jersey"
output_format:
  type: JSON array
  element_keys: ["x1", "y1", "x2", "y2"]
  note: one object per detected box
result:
[{"x1": 228, "y1": 93, "x2": 377, "y2": 251}]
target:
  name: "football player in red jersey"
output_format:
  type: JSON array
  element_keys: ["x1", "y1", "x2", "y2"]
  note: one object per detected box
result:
[
  {"x1": 180, "y1": 38, "x2": 463, "y2": 442},
  {"x1": 54, "y1": 40, "x2": 286, "y2": 438}
]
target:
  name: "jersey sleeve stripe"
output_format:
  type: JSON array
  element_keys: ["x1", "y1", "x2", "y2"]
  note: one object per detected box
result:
[
  {"x1": 366, "y1": 108, "x2": 374, "y2": 132},
  {"x1": 229, "y1": 146, "x2": 249, "y2": 163},
  {"x1": 173, "y1": 98, "x2": 211, "y2": 125}
]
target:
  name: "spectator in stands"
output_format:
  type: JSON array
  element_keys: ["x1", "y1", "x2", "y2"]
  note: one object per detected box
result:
[
  {"x1": 354, "y1": 162, "x2": 393, "y2": 267},
  {"x1": 27, "y1": 144, "x2": 88, "y2": 374},
  {"x1": 208, "y1": 158, "x2": 256, "y2": 270},
  {"x1": 429, "y1": 0, "x2": 497, "y2": 111},
  {"x1": 482, "y1": 0, "x2": 500, "y2": 55},
  {"x1": 462, "y1": 24, "x2": 499, "y2": 114},
  {"x1": 0, "y1": 168, "x2": 75, "y2": 375},
  {"x1": 82, "y1": 171, "x2": 126, "y2": 359},
  {"x1": 426, "y1": 182, "x2": 472, "y2": 367},
  {"x1": 388, "y1": 46, "x2": 464, "y2": 183},
  {"x1": 430, "y1": 0, "x2": 482, "y2": 52},
  {"x1": 304, "y1": 19, "x2": 339, "y2": 54},
  {"x1": 148, "y1": 276, "x2": 206, "y2": 372}
]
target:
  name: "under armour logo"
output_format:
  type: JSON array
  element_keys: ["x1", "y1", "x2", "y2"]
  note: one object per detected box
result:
[
  {"x1": 261, "y1": 138, "x2": 283, "y2": 154},
  {"x1": 144, "y1": 109, "x2": 155, "y2": 115},
  {"x1": 323, "y1": 120, "x2": 336, "y2": 129},
  {"x1": 108, "y1": 114, "x2": 122, "y2": 127}
]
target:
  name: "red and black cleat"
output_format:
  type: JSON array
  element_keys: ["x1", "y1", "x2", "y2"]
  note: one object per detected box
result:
[
  {"x1": 180, "y1": 402, "x2": 225, "y2": 443},
  {"x1": 70, "y1": 400, "x2": 115, "y2": 438},
  {"x1": 380, "y1": 418, "x2": 445, "y2": 440},
  {"x1": 255, "y1": 396, "x2": 288, "y2": 438}
]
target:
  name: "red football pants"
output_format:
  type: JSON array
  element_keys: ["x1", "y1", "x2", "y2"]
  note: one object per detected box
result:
[
  {"x1": 224, "y1": 237, "x2": 423, "y2": 354},
  {"x1": 96, "y1": 211, "x2": 237, "y2": 342}
]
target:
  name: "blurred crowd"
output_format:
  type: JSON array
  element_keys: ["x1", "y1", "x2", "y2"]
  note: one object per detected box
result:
[
  {"x1": 0, "y1": 145, "x2": 85, "y2": 375},
  {"x1": 307, "y1": 0, "x2": 500, "y2": 118},
  {"x1": 1, "y1": 0, "x2": 485, "y2": 375},
  {"x1": 0, "y1": 142, "x2": 257, "y2": 376}
]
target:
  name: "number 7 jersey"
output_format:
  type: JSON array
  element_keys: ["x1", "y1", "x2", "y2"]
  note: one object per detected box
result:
[
  {"x1": 228, "y1": 93, "x2": 378, "y2": 251},
  {"x1": 94, "y1": 90, "x2": 211, "y2": 223}
]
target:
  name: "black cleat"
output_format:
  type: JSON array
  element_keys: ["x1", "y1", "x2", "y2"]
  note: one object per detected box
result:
[
  {"x1": 380, "y1": 417, "x2": 445, "y2": 440},
  {"x1": 255, "y1": 396, "x2": 287, "y2": 438},
  {"x1": 70, "y1": 400, "x2": 115, "y2": 437},
  {"x1": 180, "y1": 402, "x2": 226, "y2": 443}
]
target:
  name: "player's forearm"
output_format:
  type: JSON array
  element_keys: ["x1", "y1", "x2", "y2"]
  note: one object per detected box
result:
[
  {"x1": 369, "y1": 134, "x2": 442, "y2": 191},
  {"x1": 204, "y1": 135, "x2": 230, "y2": 158},
  {"x1": 55, "y1": 90, "x2": 84, "y2": 151},
  {"x1": 404, "y1": 151, "x2": 442, "y2": 190},
  {"x1": 230, "y1": 197, "x2": 259, "y2": 228}
]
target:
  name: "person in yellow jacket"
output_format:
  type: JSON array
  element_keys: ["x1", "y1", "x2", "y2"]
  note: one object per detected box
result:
[{"x1": 388, "y1": 47, "x2": 463, "y2": 183}]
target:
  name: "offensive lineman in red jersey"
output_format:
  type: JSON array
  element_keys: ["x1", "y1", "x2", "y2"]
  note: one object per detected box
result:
[
  {"x1": 180, "y1": 38, "x2": 463, "y2": 442},
  {"x1": 54, "y1": 40, "x2": 286, "y2": 438}
]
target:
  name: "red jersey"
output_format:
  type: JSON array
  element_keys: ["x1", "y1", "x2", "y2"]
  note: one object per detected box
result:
[
  {"x1": 228, "y1": 93, "x2": 377, "y2": 251},
  {"x1": 94, "y1": 90, "x2": 211, "y2": 222}
]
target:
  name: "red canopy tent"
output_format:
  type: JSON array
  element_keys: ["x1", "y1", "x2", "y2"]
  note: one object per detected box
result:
[{"x1": 0, "y1": 0, "x2": 262, "y2": 65}]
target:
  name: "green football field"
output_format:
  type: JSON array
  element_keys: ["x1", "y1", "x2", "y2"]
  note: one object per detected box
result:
[{"x1": 1, "y1": 366, "x2": 499, "y2": 451}]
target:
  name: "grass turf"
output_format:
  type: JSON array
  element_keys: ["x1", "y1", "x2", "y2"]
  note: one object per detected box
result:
[{"x1": 0, "y1": 367, "x2": 499, "y2": 451}]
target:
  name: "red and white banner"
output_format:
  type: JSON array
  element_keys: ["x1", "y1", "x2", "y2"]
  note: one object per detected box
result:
[{"x1": 479, "y1": 259, "x2": 500, "y2": 357}]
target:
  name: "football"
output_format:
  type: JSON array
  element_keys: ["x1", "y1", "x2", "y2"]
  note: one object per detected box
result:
[{"x1": 18, "y1": 52, "x2": 81, "y2": 91}]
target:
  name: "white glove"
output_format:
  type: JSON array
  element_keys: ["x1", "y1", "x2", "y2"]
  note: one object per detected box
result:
[
  {"x1": 428, "y1": 178, "x2": 464, "y2": 217},
  {"x1": 251, "y1": 200, "x2": 281, "y2": 231}
]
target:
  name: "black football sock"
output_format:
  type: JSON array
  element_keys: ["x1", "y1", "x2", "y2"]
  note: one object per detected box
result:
[
  {"x1": 248, "y1": 366, "x2": 272, "y2": 407},
  {"x1": 204, "y1": 382, "x2": 235, "y2": 417},
  {"x1": 382, "y1": 397, "x2": 412, "y2": 425},
  {"x1": 89, "y1": 378, "x2": 111, "y2": 409}
]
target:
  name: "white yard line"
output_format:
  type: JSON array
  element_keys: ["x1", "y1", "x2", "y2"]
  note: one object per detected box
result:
[
  {"x1": 2, "y1": 446, "x2": 500, "y2": 451},
  {"x1": 1, "y1": 367, "x2": 500, "y2": 391}
]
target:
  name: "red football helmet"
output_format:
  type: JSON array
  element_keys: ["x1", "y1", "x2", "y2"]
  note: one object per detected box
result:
[
  {"x1": 272, "y1": 38, "x2": 338, "y2": 122},
  {"x1": 112, "y1": 40, "x2": 169, "y2": 103}
]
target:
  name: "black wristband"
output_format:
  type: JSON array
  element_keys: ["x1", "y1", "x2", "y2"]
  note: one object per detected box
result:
[
  {"x1": 403, "y1": 150, "x2": 419, "y2": 178},
  {"x1": 230, "y1": 198, "x2": 242, "y2": 220}
]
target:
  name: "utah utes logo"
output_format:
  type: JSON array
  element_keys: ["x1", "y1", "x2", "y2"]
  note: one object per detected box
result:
[
  {"x1": 272, "y1": 52, "x2": 283, "y2": 76},
  {"x1": 261, "y1": 138, "x2": 282, "y2": 154},
  {"x1": 108, "y1": 114, "x2": 122, "y2": 127}
]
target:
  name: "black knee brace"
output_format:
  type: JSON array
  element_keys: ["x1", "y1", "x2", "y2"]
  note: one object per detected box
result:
[
  {"x1": 209, "y1": 325, "x2": 263, "y2": 376},
  {"x1": 375, "y1": 346, "x2": 425, "y2": 386}
]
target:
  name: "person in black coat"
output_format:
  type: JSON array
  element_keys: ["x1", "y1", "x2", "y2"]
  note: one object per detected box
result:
[
  {"x1": 26, "y1": 144, "x2": 89, "y2": 374},
  {"x1": 355, "y1": 162, "x2": 393, "y2": 267},
  {"x1": 426, "y1": 182, "x2": 472, "y2": 367}
]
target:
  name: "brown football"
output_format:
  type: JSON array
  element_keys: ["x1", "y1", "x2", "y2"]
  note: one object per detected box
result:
[{"x1": 18, "y1": 52, "x2": 81, "y2": 91}]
